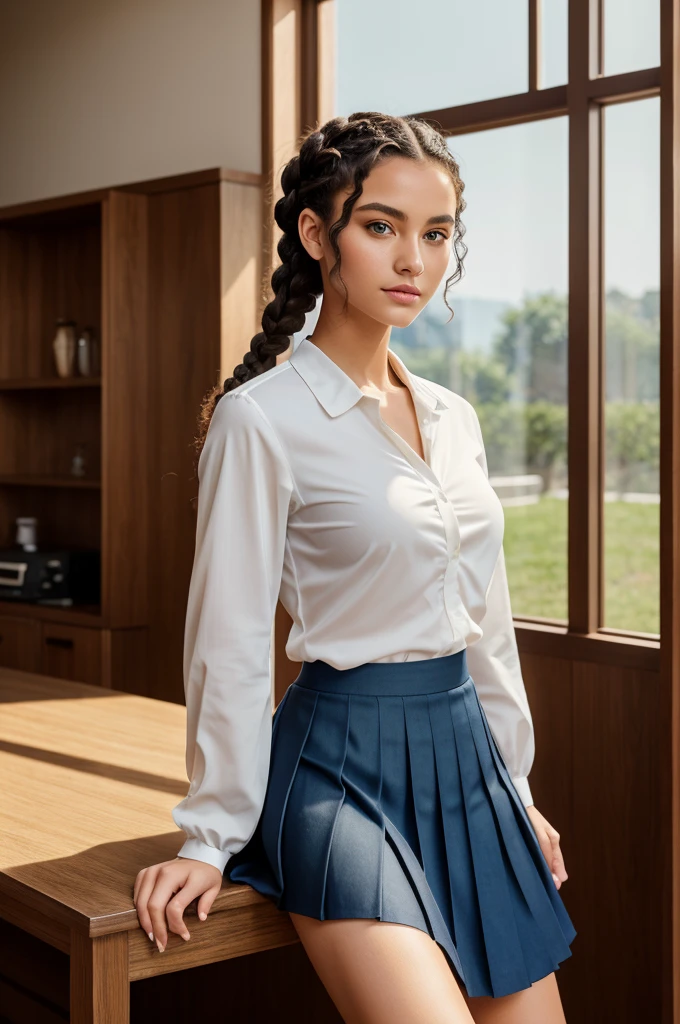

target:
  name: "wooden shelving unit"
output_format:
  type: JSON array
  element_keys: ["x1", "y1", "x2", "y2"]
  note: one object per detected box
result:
[{"x1": 0, "y1": 167, "x2": 264, "y2": 697}]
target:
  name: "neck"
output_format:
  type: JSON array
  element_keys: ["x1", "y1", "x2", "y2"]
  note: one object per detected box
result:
[{"x1": 304, "y1": 334, "x2": 406, "y2": 392}]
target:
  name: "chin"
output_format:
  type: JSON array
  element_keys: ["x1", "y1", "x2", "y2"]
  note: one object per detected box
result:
[{"x1": 388, "y1": 310, "x2": 422, "y2": 329}]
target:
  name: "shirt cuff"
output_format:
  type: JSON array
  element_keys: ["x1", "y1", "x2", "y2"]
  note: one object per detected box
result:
[
  {"x1": 512, "y1": 775, "x2": 534, "y2": 807},
  {"x1": 176, "y1": 837, "x2": 231, "y2": 873}
]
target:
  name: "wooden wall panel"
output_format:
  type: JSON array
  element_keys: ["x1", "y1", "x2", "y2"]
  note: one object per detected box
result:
[
  {"x1": 520, "y1": 652, "x2": 579, "y2": 1002},
  {"x1": 568, "y1": 659, "x2": 663, "y2": 1023},
  {"x1": 522, "y1": 652, "x2": 574, "y2": 842},
  {"x1": 520, "y1": 648, "x2": 663, "y2": 1021}
]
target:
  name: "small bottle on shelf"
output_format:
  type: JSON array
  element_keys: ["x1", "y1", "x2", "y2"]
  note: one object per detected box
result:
[
  {"x1": 76, "y1": 326, "x2": 100, "y2": 377},
  {"x1": 52, "y1": 318, "x2": 77, "y2": 378}
]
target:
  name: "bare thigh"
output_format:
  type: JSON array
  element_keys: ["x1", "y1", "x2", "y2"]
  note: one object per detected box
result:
[
  {"x1": 288, "y1": 911, "x2": 475, "y2": 1024},
  {"x1": 462, "y1": 972, "x2": 567, "y2": 1024}
]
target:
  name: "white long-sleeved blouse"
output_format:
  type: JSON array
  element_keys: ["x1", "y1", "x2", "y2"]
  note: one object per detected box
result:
[{"x1": 172, "y1": 336, "x2": 535, "y2": 873}]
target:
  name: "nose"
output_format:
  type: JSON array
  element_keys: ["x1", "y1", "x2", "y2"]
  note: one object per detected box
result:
[{"x1": 395, "y1": 236, "x2": 424, "y2": 276}]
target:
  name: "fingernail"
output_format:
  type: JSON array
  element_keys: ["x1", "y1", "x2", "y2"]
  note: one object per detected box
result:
[
  {"x1": 552, "y1": 873, "x2": 560, "y2": 884},
  {"x1": 183, "y1": 932, "x2": 191, "y2": 941},
  {"x1": 156, "y1": 939, "x2": 165, "y2": 952},
  {"x1": 148, "y1": 932, "x2": 154, "y2": 942},
  {"x1": 199, "y1": 911, "x2": 207, "y2": 921}
]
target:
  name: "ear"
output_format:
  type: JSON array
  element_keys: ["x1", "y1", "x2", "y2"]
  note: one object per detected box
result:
[{"x1": 297, "y1": 207, "x2": 325, "y2": 262}]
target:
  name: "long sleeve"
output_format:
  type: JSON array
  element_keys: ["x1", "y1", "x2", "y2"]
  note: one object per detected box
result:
[
  {"x1": 172, "y1": 391, "x2": 297, "y2": 872},
  {"x1": 463, "y1": 404, "x2": 536, "y2": 808}
]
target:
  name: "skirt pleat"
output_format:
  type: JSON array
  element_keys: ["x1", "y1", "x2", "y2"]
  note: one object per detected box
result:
[
  {"x1": 226, "y1": 653, "x2": 577, "y2": 999},
  {"x1": 324, "y1": 693, "x2": 384, "y2": 920},
  {"x1": 429, "y1": 690, "x2": 491, "y2": 993}
]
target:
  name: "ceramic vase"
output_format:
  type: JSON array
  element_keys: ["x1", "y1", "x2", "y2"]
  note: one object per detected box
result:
[{"x1": 53, "y1": 319, "x2": 77, "y2": 377}]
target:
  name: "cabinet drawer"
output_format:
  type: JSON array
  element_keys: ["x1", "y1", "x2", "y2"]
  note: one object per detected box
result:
[
  {"x1": 39, "y1": 623, "x2": 103, "y2": 685},
  {"x1": 0, "y1": 616, "x2": 41, "y2": 671}
]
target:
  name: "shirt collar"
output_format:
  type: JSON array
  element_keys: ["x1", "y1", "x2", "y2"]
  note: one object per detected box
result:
[{"x1": 288, "y1": 336, "x2": 450, "y2": 418}]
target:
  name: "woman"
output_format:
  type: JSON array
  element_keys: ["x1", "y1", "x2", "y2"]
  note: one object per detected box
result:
[{"x1": 134, "y1": 112, "x2": 576, "y2": 1023}]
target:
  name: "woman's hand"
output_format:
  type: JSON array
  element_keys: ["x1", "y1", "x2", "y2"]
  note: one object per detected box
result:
[
  {"x1": 133, "y1": 857, "x2": 224, "y2": 952},
  {"x1": 525, "y1": 805, "x2": 569, "y2": 890}
]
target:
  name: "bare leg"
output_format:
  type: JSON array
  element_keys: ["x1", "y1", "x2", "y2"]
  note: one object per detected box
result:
[
  {"x1": 462, "y1": 971, "x2": 567, "y2": 1024},
  {"x1": 289, "y1": 911, "x2": 475, "y2": 1024}
]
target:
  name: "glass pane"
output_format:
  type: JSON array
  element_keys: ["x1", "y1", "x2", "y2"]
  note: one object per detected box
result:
[
  {"x1": 604, "y1": 0, "x2": 660, "y2": 76},
  {"x1": 391, "y1": 118, "x2": 569, "y2": 623},
  {"x1": 334, "y1": 0, "x2": 528, "y2": 116},
  {"x1": 541, "y1": 0, "x2": 568, "y2": 89},
  {"x1": 603, "y1": 97, "x2": 660, "y2": 635}
]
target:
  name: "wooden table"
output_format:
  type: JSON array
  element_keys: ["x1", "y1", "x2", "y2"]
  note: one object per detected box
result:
[{"x1": 0, "y1": 667, "x2": 300, "y2": 1023}]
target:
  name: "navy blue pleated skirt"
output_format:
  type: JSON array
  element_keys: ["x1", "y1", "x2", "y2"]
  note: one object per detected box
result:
[{"x1": 226, "y1": 649, "x2": 577, "y2": 999}]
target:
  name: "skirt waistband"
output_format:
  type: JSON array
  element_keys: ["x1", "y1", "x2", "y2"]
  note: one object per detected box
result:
[{"x1": 293, "y1": 648, "x2": 469, "y2": 697}]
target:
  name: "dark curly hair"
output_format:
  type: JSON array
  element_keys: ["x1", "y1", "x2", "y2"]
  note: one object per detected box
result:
[{"x1": 194, "y1": 110, "x2": 467, "y2": 457}]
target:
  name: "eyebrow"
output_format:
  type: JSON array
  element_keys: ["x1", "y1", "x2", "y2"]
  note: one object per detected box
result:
[{"x1": 354, "y1": 201, "x2": 454, "y2": 226}]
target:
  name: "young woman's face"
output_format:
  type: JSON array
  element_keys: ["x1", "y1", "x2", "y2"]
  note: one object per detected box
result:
[{"x1": 300, "y1": 155, "x2": 458, "y2": 329}]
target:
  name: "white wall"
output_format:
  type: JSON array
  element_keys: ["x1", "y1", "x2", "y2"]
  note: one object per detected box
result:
[{"x1": 0, "y1": 0, "x2": 260, "y2": 207}]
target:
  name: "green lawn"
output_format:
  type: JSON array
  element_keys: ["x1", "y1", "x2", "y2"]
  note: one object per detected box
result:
[{"x1": 503, "y1": 496, "x2": 660, "y2": 635}]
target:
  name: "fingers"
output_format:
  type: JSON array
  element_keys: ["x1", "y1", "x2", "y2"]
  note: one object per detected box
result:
[
  {"x1": 165, "y1": 876, "x2": 215, "y2": 942},
  {"x1": 196, "y1": 882, "x2": 221, "y2": 922},
  {"x1": 133, "y1": 860, "x2": 224, "y2": 953},
  {"x1": 546, "y1": 825, "x2": 568, "y2": 884},
  {"x1": 525, "y1": 807, "x2": 569, "y2": 891},
  {"x1": 134, "y1": 861, "x2": 189, "y2": 951},
  {"x1": 539, "y1": 826, "x2": 567, "y2": 889},
  {"x1": 134, "y1": 864, "x2": 163, "y2": 943},
  {"x1": 146, "y1": 864, "x2": 191, "y2": 951}
]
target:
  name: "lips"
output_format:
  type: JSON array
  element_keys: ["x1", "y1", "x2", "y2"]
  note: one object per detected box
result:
[
  {"x1": 382, "y1": 286, "x2": 421, "y2": 305},
  {"x1": 384, "y1": 286, "x2": 420, "y2": 295}
]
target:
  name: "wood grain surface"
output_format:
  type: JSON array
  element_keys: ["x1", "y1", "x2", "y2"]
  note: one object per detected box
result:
[{"x1": 0, "y1": 666, "x2": 297, "y2": 971}]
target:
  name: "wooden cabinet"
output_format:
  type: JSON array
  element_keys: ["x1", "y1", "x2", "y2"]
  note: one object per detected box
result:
[
  {"x1": 0, "y1": 616, "x2": 40, "y2": 672},
  {"x1": 0, "y1": 613, "x2": 106, "y2": 684},
  {"x1": 38, "y1": 622, "x2": 102, "y2": 685},
  {"x1": 0, "y1": 168, "x2": 263, "y2": 700}
]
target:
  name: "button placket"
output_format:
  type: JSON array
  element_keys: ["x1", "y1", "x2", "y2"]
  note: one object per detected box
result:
[
  {"x1": 366, "y1": 393, "x2": 463, "y2": 646},
  {"x1": 438, "y1": 497, "x2": 461, "y2": 559},
  {"x1": 369, "y1": 399, "x2": 462, "y2": 561}
]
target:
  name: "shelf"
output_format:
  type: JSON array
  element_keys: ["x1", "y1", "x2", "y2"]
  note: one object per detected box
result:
[
  {"x1": 0, "y1": 377, "x2": 101, "y2": 391},
  {"x1": 0, "y1": 168, "x2": 230, "y2": 691},
  {"x1": 0, "y1": 474, "x2": 101, "y2": 489}
]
